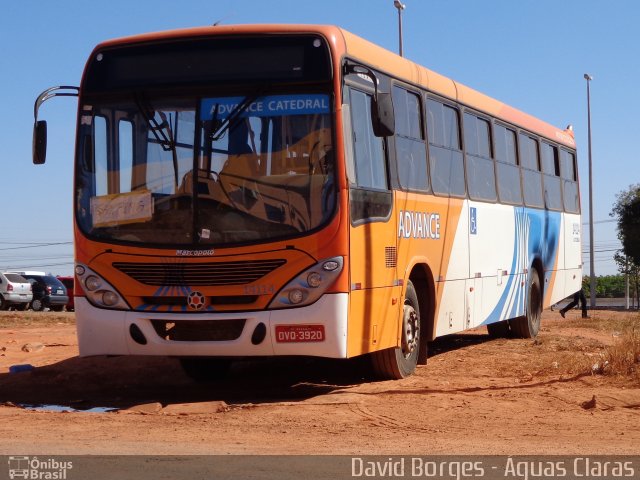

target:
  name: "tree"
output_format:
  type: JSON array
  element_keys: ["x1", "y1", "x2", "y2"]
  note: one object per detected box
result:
[
  {"x1": 611, "y1": 183, "x2": 640, "y2": 265},
  {"x1": 613, "y1": 252, "x2": 640, "y2": 309},
  {"x1": 611, "y1": 183, "x2": 640, "y2": 308}
]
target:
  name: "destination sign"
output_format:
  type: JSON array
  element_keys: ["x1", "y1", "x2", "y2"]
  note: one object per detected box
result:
[{"x1": 200, "y1": 94, "x2": 330, "y2": 120}]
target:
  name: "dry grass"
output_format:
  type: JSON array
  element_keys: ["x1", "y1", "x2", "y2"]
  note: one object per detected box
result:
[
  {"x1": 600, "y1": 327, "x2": 640, "y2": 381},
  {"x1": 562, "y1": 310, "x2": 640, "y2": 332},
  {"x1": 0, "y1": 311, "x2": 75, "y2": 328},
  {"x1": 520, "y1": 335, "x2": 603, "y2": 378},
  {"x1": 561, "y1": 312, "x2": 640, "y2": 382}
]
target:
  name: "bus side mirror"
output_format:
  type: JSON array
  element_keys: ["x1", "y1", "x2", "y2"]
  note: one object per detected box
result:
[
  {"x1": 371, "y1": 92, "x2": 395, "y2": 137},
  {"x1": 33, "y1": 120, "x2": 47, "y2": 165}
]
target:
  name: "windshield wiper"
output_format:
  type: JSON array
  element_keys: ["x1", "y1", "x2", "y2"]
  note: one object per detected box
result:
[
  {"x1": 209, "y1": 93, "x2": 261, "y2": 141},
  {"x1": 134, "y1": 93, "x2": 180, "y2": 187}
]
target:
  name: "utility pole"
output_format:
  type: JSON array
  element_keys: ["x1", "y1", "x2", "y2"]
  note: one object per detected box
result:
[
  {"x1": 584, "y1": 73, "x2": 596, "y2": 308},
  {"x1": 394, "y1": 0, "x2": 406, "y2": 57},
  {"x1": 625, "y1": 257, "x2": 630, "y2": 310}
]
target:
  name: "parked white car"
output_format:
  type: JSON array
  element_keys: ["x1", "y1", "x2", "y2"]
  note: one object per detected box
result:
[{"x1": 0, "y1": 272, "x2": 33, "y2": 310}]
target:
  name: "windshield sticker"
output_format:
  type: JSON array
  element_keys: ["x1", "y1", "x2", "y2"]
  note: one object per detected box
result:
[
  {"x1": 90, "y1": 190, "x2": 153, "y2": 228},
  {"x1": 201, "y1": 94, "x2": 329, "y2": 121}
]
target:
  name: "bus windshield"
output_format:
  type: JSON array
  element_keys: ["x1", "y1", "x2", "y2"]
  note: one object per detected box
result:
[{"x1": 76, "y1": 92, "x2": 335, "y2": 246}]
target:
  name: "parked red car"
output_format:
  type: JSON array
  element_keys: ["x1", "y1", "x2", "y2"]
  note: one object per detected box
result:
[{"x1": 56, "y1": 276, "x2": 74, "y2": 312}]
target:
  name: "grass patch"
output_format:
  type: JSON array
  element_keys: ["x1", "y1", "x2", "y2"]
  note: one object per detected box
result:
[
  {"x1": 555, "y1": 313, "x2": 640, "y2": 382},
  {"x1": 0, "y1": 311, "x2": 75, "y2": 328},
  {"x1": 561, "y1": 311, "x2": 640, "y2": 333},
  {"x1": 600, "y1": 327, "x2": 640, "y2": 382}
]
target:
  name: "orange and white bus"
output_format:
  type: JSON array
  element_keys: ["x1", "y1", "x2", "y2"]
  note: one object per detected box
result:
[{"x1": 33, "y1": 24, "x2": 581, "y2": 379}]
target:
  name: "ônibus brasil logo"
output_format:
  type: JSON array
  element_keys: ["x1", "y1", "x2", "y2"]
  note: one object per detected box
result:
[{"x1": 8, "y1": 456, "x2": 73, "y2": 479}]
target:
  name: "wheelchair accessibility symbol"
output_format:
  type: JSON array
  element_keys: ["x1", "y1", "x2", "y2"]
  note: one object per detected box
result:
[{"x1": 470, "y1": 207, "x2": 477, "y2": 235}]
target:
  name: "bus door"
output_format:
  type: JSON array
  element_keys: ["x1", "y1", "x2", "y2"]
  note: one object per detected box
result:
[
  {"x1": 425, "y1": 98, "x2": 470, "y2": 336},
  {"x1": 433, "y1": 197, "x2": 470, "y2": 336},
  {"x1": 343, "y1": 86, "x2": 400, "y2": 357}
]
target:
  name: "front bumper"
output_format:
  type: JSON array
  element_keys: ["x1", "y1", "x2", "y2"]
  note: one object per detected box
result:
[{"x1": 75, "y1": 294, "x2": 348, "y2": 358}]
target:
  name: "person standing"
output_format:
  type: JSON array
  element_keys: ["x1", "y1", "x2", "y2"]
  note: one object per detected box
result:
[{"x1": 559, "y1": 288, "x2": 588, "y2": 318}]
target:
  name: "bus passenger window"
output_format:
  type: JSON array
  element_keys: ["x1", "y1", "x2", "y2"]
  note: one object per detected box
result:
[
  {"x1": 350, "y1": 89, "x2": 387, "y2": 189},
  {"x1": 494, "y1": 124, "x2": 522, "y2": 205},
  {"x1": 392, "y1": 86, "x2": 428, "y2": 191},
  {"x1": 348, "y1": 87, "x2": 392, "y2": 224},
  {"x1": 541, "y1": 142, "x2": 560, "y2": 176},
  {"x1": 519, "y1": 133, "x2": 544, "y2": 208},
  {"x1": 561, "y1": 149, "x2": 580, "y2": 213},
  {"x1": 426, "y1": 99, "x2": 465, "y2": 197},
  {"x1": 561, "y1": 149, "x2": 577, "y2": 181},
  {"x1": 464, "y1": 113, "x2": 496, "y2": 202},
  {"x1": 541, "y1": 142, "x2": 562, "y2": 211}
]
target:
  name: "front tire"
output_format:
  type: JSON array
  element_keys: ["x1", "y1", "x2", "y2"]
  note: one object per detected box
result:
[
  {"x1": 510, "y1": 270, "x2": 542, "y2": 338},
  {"x1": 371, "y1": 280, "x2": 421, "y2": 379}
]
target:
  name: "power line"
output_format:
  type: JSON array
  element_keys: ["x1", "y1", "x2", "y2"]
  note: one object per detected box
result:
[
  {"x1": 0, "y1": 241, "x2": 72, "y2": 251},
  {"x1": 582, "y1": 219, "x2": 616, "y2": 226}
]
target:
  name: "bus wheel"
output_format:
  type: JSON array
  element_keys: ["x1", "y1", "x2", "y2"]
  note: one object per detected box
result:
[
  {"x1": 510, "y1": 270, "x2": 542, "y2": 339},
  {"x1": 371, "y1": 280, "x2": 420, "y2": 379},
  {"x1": 487, "y1": 320, "x2": 510, "y2": 338},
  {"x1": 179, "y1": 357, "x2": 232, "y2": 382}
]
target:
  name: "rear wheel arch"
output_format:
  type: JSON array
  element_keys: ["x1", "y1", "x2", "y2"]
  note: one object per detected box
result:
[
  {"x1": 407, "y1": 262, "x2": 435, "y2": 365},
  {"x1": 510, "y1": 261, "x2": 544, "y2": 338}
]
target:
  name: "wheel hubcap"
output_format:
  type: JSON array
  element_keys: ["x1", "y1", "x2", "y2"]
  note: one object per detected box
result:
[{"x1": 401, "y1": 304, "x2": 419, "y2": 358}]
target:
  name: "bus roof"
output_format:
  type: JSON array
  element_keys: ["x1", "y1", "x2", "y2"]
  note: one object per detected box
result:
[{"x1": 93, "y1": 24, "x2": 575, "y2": 149}]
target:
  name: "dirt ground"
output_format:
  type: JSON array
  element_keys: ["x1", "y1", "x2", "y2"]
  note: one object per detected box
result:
[{"x1": 0, "y1": 308, "x2": 639, "y2": 455}]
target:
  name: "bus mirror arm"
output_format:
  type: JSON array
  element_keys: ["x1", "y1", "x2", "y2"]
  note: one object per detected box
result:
[
  {"x1": 344, "y1": 64, "x2": 395, "y2": 137},
  {"x1": 32, "y1": 86, "x2": 79, "y2": 165}
]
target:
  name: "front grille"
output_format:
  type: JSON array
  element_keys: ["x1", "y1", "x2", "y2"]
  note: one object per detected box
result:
[
  {"x1": 151, "y1": 319, "x2": 246, "y2": 341},
  {"x1": 141, "y1": 295, "x2": 258, "y2": 307},
  {"x1": 113, "y1": 259, "x2": 286, "y2": 286}
]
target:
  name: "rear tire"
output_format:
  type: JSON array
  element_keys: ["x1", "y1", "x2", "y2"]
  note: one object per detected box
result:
[
  {"x1": 487, "y1": 320, "x2": 510, "y2": 338},
  {"x1": 179, "y1": 357, "x2": 232, "y2": 382},
  {"x1": 371, "y1": 280, "x2": 421, "y2": 380},
  {"x1": 510, "y1": 270, "x2": 542, "y2": 338},
  {"x1": 0, "y1": 295, "x2": 7, "y2": 311}
]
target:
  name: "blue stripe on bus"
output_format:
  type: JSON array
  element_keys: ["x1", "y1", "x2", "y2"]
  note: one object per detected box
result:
[{"x1": 481, "y1": 207, "x2": 560, "y2": 325}]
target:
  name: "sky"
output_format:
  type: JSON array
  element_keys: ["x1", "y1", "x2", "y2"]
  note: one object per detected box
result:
[{"x1": 0, "y1": 0, "x2": 637, "y2": 277}]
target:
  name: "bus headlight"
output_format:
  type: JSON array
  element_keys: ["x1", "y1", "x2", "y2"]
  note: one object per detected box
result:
[
  {"x1": 85, "y1": 275, "x2": 102, "y2": 291},
  {"x1": 268, "y1": 256, "x2": 343, "y2": 309},
  {"x1": 307, "y1": 272, "x2": 322, "y2": 288},
  {"x1": 75, "y1": 263, "x2": 130, "y2": 310},
  {"x1": 102, "y1": 291, "x2": 120, "y2": 307},
  {"x1": 288, "y1": 288, "x2": 306, "y2": 304}
]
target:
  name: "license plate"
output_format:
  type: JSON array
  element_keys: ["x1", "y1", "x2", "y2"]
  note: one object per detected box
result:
[
  {"x1": 56, "y1": 289, "x2": 64, "y2": 295},
  {"x1": 275, "y1": 325, "x2": 325, "y2": 343}
]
